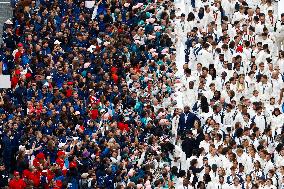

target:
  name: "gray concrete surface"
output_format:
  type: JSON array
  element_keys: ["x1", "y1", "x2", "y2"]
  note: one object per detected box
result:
[{"x1": 0, "y1": 1, "x2": 13, "y2": 43}]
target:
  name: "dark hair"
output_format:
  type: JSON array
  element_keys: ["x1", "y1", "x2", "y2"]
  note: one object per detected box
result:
[
  {"x1": 187, "y1": 12, "x2": 195, "y2": 21},
  {"x1": 200, "y1": 96, "x2": 209, "y2": 113}
]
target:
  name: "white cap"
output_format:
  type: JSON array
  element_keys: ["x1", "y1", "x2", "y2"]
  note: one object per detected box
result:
[
  {"x1": 84, "y1": 62, "x2": 91, "y2": 69},
  {"x1": 5, "y1": 19, "x2": 13, "y2": 25},
  {"x1": 87, "y1": 45, "x2": 96, "y2": 53},
  {"x1": 81, "y1": 173, "x2": 89, "y2": 179},
  {"x1": 46, "y1": 76, "x2": 52, "y2": 80},
  {"x1": 21, "y1": 69, "x2": 27, "y2": 75},
  {"x1": 91, "y1": 154, "x2": 96, "y2": 159},
  {"x1": 43, "y1": 82, "x2": 49, "y2": 87},
  {"x1": 19, "y1": 145, "x2": 26, "y2": 151},
  {"x1": 100, "y1": 109, "x2": 106, "y2": 114},
  {"x1": 75, "y1": 111, "x2": 80, "y2": 115},
  {"x1": 54, "y1": 40, "x2": 61, "y2": 45},
  {"x1": 58, "y1": 143, "x2": 66, "y2": 148}
]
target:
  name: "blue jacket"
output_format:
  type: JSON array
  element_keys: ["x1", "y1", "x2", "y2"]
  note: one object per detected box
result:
[{"x1": 178, "y1": 112, "x2": 199, "y2": 131}]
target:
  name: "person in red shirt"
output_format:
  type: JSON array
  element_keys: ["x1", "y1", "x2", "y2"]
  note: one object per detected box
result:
[
  {"x1": 54, "y1": 180, "x2": 63, "y2": 189},
  {"x1": 118, "y1": 121, "x2": 130, "y2": 132},
  {"x1": 89, "y1": 103, "x2": 99, "y2": 120},
  {"x1": 11, "y1": 69, "x2": 21, "y2": 88},
  {"x1": 33, "y1": 152, "x2": 46, "y2": 168},
  {"x1": 9, "y1": 171, "x2": 26, "y2": 189},
  {"x1": 28, "y1": 169, "x2": 41, "y2": 187},
  {"x1": 55, "y1": 151, "x2": 65, "y2": 168},
  {"x1": 56, "y1": 151, "x2": 68, "y2": 175}
]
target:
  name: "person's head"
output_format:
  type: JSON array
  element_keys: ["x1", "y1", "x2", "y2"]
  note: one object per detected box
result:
[
  {"x1": 246, "y1": 174, "x2": 252, "y2": 182},
  {"x1": 253, "y1": 90, "x2": 259, "y2": 97},
  {"x1": 197, "y1": 181, "x2": 206, "y2": 189},
  {"x1": 194, "y1": 120, "x2": 200, "y2": 129},
  {"x1": 204, "y1": 165, "x2": 211, "y2": 174},
  {"x1": 184, "y1": 106, "x2": 190, "y2": 113},
  {"x1": 233, "y1": 177, "x2": 240, "y2": 186},
  {"x1": 261, "y1": 75, "x2": 268, "y2": 83},
  {"x1": 204, "y1": 133, "x2": 210, "y2": 141},
  {"x1": 189, "y1": 81, "x2": 194, "y2": 89},
  {"x1": 190, "y1": 159, "x2": 198, "y2": 167},
  {"x1": 254, "y1": 160, "x2": 261, "y2": 169},
  {"x1": 0, "y1": 163, "x2": 5, "y2": 171},
  {"x1": 209, "y1": 83, "x2": 215, "y2": 91},
  {"x1": 266, "y1": 178, "x2": 273, "y2": 186},
  {"x1": 273, "y1": 108, "x2": 281, "y2": 116},
  {"x1": 202, "y1": 67, "x2": 208, "y2": 76},
  {"x1": 270, "y1": 97, "x2": 275, "y2": 105},
  {"x1": 219, "y1": 176, "x2": 224, "y2": 184},
  {"x1": 14, "y1": 171, "x2": 20, "y2": 180}
]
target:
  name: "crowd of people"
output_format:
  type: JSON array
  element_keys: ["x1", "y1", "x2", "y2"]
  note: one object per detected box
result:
[{"x1": 0, "y1": 0, "x2": 283, "y2": 188}]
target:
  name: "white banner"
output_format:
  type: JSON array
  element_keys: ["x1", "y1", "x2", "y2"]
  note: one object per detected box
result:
[
  {"x1": 85, "y1": 1, "x2": 95, "y2": 8},
  {"x1": 0, "y1": 75, "x2": 11, "y2": 88}
]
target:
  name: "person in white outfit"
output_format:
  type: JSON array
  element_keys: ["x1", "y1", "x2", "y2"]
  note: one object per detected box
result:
[{"x1": 274, "y1": 14, "x2": 284, "y2": 51}]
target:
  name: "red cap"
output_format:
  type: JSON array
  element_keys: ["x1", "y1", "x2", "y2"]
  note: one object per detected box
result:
[
  {"x1": 111, "y1": 67, "x2": 118, "y2": 73},
  {"x1": 25, "y1": 72, "x2": 32, "y2": 78},
  {"x1": 18, "y1": 43, "x2": 23, "y2": 47},
  {"x1": 236, "y1": 46, "x2": 243, "y2": 53},
  {"x1": 57, "y1": 151, "x2": 65, "y2": 157},
  {"x1": 15, "y1": 69, "x2": 21, "y2": 75},
  {"x1": 69, "y1": 161, "x2": 77, "y2": 168},
  {"x1": 67, "y1": 81, "x2": 73, "y2": 85},
  {"x1": 33, "y1": 160, "x2": 40, "y2": 167},
  {"x1": 22, "y1": 169, "x2": 31, "y2": 178},
  {"x1": 14, "y1": 171, "x2": 20, "y2": 176},
  {"x1": 36, "y1": 152, "x2": 45, "y2": 159}
]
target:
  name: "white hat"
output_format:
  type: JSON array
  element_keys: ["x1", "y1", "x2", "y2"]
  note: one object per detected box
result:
[
  {"x1": 137, "y1": 3, "x2": 144, "y2": 8},
  {"x1": 54, "y1": 40, "x2": 61, "y2": 45},
  {"x1": 5, "y1": 19, "x2": 13, "y2": 25},
  {"x1": 109, "y1": 138, "x2": 116, "y2": 143},
  {"x1": 46, "y1": 76, "x2": 52, "y2": 80},
  {"x1": 148, "y1": 34, "x2": 156, "y2": 40},
  {"x1": 91, "y1": 154, "x2": 96, "y2": 159},
  {"x1": 84, "y1": 62, "x2": 91, "y2": 69},
  {"x1": 19, "y1": 145, "x2": 26, "y2": 151},
  {"x1": 21, "y1": 69, "x2": 27, "y2": 75},
  {"x1": 147, "y1": 18, "x2": 156, "y2": 23},
  {"x1": 81, "y1": 173, "x2": 89, "y2": 179},
  {"x1": 100, "y1": 109, "x2": 106, "y2": 114},
  {"x1": 134, "y1": 40, "x2": 141, "y2": 45},
  {"x1": 87, "y1": 45, "x2": 96, "y2": 53},
  {"x1": 103, "y1": 41, "x2": 110, "y2": 46},
  {"x1": 75, "y1": 111, "x2": 80, "y2": 115},
  {"x1": 154, "y1": 25, "x2": 162, "y2": 31},
  {"x1": 124, "y1": 3, "x2": 130, "y2": 7},
  {"x1": 43, "y1": 82, "x2": 49, "y2": 87},
  {"x1": 58, "y1": 143, "x2": 66, "y2": 148},
  {"x1": 149, "y1": 48, "x2": 156, "y2": 53}
]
